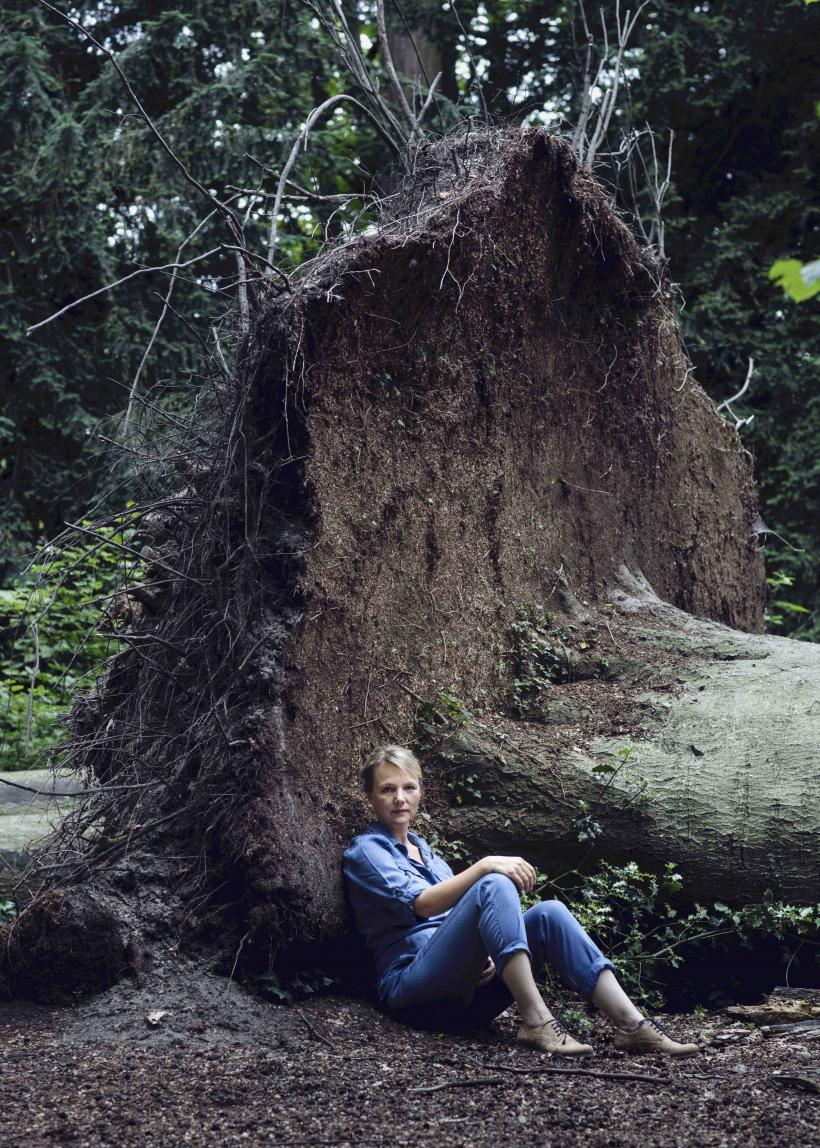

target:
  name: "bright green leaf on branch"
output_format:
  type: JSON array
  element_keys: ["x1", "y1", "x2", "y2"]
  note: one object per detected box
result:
[{"x1": 768, "y1": 258, "x2": 820, "y2": 303}]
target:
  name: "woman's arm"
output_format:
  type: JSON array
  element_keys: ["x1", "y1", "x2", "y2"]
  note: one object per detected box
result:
[{"x1": 412, "y1": 855, "x2": 536, "y2": 919}]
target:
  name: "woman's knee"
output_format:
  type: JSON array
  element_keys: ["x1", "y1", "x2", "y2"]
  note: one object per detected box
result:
[
  {"x1": 475, "y1": 872, "x2": 520, "y2": 901},
  {"x1": 527, "y1": 898, "x2": 577, "y2": 929}
]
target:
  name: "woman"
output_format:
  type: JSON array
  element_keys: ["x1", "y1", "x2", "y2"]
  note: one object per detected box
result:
[{"x1": 344, "y1": 744, "x2": 698, "y2": 1057}]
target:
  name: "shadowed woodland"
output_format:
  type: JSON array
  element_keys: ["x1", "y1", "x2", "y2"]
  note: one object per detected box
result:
[{"x1": 1, "y1": 2, "x2": 819, "y2": 1145}]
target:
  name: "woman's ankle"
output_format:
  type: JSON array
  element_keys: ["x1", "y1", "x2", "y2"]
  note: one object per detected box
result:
[{"x1": 519, "y1": 1006, "x2": 553, "y2": 1029}]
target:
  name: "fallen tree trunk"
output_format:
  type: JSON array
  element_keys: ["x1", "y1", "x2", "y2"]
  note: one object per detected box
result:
[{"x1": 437, "y1": 567, "x2": 820, "y2": 903}]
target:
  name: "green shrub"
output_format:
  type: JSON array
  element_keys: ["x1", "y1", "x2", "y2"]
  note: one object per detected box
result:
[
  {"x1": 536, "y1": 860, "x2": 820, "y2": 1009},
  {"x1": 0, "y1": 524, "x2": 131, "y2": 770}
]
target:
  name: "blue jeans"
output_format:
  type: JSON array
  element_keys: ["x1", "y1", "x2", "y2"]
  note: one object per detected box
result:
[{"x1": 381, "y1": 873, "x2": 615, "y2": 1027}]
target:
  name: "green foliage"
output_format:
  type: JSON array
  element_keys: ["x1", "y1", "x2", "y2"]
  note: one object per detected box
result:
[
  {"x1": 0, "y1": 524, "x2": 130, "y2": 769},
  {"x1": 535, "y1": 860, "x2": 820, "y2": 1009},
  {"x1": 769, "y1": 258, "x2": 820, "y2": 303},
  {"x1": 416, "y1": 811, "x2": 471, "y2": 863},
  {"x1": 572, "y1": 801, "x2": 604, "y2": 846},
  {"x1": 435, "y1": 688, "x2": 474, "y2": 727},
  {"x1": 0, "y1": 898, "x2": 17, "y2": 925},
  {"x1": 253, "y1": 969, "x2": 337, "y2": 1005},
  {"x1": 416, "y1": 687, "x2": 474, "y2": 744},
  {"x1": 509, "y1": 604, "x2": 566, "y2": 714},
  {"x1": 765, "y1": 566, "x2": 812, "y2": 631},
  {"x1": 575, "y1": 743, "x2": 653, "y2": 842}
]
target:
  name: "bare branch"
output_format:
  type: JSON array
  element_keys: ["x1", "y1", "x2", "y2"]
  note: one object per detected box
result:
[
  {"x1": 220, "y1": 244, "x2": 292, "y2": 290},
  {"x1": 571, "y1": 1, "x2": 595, "y2": 156},
  {"x1": 265, "y1": 94, "x2": 403, "y2": 271},
  {"x1": 35, "y1": 2, "x2": 245, "y2": 247},
  {"x1": 412, "y1": 71, "x2": 444, "y2": 135},
  {"x1": 571, "y1": 0, "x2": 651, "y2": 169},
  {"x1": 122, "y1": 209, "x2": 222, "y2": 439},
  {"x1": 64, "y1": 520, "x2": 205, "y2": 586},
  {"x1": 375, "y1": 0, "x2": 417, "y2": 130},
  {"x1": 27, "y1": 248, "x2": 223, "y2": 336},
  {"x1": 716, "y1": 357, "x2": 755, "y2": 429},
  {"x1": 449, "y1": 2, "x2": 487, "y2": 120}
]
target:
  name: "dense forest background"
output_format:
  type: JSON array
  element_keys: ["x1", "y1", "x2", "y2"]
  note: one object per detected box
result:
[{"x1": 1, "y1": 0, "x2": 818, "y2": 769}]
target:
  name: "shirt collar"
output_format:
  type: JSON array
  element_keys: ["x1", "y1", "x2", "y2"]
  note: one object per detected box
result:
[{"x1": 365, "y1": 821, "x2": 432, "y2": 863}]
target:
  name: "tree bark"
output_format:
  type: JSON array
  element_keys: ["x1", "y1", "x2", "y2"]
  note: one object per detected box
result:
[
  {"x1": 436, "y1": 567, "x2": 820, "y2": 903},
  {"x1": 384, "y1": 0, "x2": 459, "y2": 104}
]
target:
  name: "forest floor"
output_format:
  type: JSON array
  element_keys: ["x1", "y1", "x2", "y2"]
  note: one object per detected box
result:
[{"x1": 2, "y1": 960, "x2": 819, "y2": 1148}]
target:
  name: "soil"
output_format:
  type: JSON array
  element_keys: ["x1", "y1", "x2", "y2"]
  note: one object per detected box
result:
[{"x1": 2, "y1": 976, "x2": 818, "y2": 1148}]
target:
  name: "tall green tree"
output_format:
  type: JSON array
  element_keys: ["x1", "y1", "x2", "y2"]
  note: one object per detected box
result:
[
  {"x1": 624, "y1": 0, "x2": 820, "y2": 636},
  {"x1": 0, "y1": 1, "x2": 355, "y2": 577}
]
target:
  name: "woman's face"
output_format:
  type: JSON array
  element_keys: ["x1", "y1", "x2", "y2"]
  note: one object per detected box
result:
[{"x1": 368, "y1": 763, "x2": 421, "y2": 834}]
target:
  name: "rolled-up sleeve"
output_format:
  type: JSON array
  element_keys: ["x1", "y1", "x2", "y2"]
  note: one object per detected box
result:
[{"x1": 344, "y1": 837, "x2": 431, "y2": 916}]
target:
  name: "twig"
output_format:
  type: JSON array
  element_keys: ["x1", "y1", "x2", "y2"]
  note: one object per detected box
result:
[
  {"x1": 480, "y1": 1062, "x2": 674, "y2": 1085},
  {"x1": 226, "y1": 930, "x2": 250, "y2": 987},
  {"x1": 219, "y1": 244, "x2": 292, "y2": 290},
  {"x1": 64, "y1": 521, "x2": 205, "y2": 587},
  {"x1": 0, "y1": 776, "x2": 84, "y2": 799},
  {"x1": 27, "y1": 248, "x2": 222, "y2": 336},
  {"x1": 411, "y1": 1076, "x2": 507, "y2": 1093},
  {"x1": 123, "y1": 208, "x2": 222, "y2": 438},
  {"x1": 412, "y1": 72, "x2": 443, "y2": 137},
  {"x1": 298, "y1": 1009, "x2": 335, "y2": 1048},
  {"x1": 716, "y1": 357, "x2": 755, "y2": 429},
  {"x1": 265, "y1": 93, "x2": 402, "y2": 270},
  {"x1": 24, "y1": 617, "x2": 40, "y2": 756},
  {"x1": 449, "y1": 2, "x2": 487, "y2": 120},
  {"x1": 559, "y1": 477, "x2": 612, "y2": 496},
  {"x1": 571, "y1": 0, "x2": 650, "y2": 169},
  {"x1": 375, "y1": 0, "x2": 417, "y2": 132},
  {"x1": 232, "y1": 176, "x2": 368, "y2": 206}
]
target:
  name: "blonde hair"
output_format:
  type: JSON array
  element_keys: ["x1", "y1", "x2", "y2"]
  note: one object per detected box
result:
[{"x1": 361, "y1": 744, "x2": 422, "y2": 793}]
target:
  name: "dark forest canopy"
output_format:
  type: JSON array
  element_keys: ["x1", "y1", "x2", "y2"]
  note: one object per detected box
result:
[{"x1": 1, "y1": 0, "x2": 818, "y2": 637}]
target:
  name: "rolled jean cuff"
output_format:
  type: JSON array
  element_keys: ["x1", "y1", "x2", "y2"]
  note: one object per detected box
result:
[
  {"x1": 495, "y1": 941, "x2": 531, "y2": 976},
  {"x1": 578, "y1": 956, "x2": 616, "y2": 1000}
]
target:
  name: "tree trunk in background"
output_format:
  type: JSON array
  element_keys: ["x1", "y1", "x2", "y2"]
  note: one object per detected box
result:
[
  {"x1": 4, "y1": 129, "x2": 816, "y2": 1003},
  {"x1": 385, "y1": 0, "x2": 459, "y2": 104}
]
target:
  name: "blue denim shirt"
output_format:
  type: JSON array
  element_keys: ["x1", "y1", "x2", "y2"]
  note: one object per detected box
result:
[{"x1": 344, "y1": 822, "x2": 455, "y2": 997}]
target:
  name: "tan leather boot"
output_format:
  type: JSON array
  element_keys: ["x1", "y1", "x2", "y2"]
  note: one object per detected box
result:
[
  {"x1": 517, "y1": 1017, "x2": 594, "y2": 1057},
  {"x1": 613, "y1": 1017, "x2": 699, "y2": 1057}
]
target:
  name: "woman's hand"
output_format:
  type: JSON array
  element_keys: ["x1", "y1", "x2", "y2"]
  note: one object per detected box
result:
[
  {"x1": 477, "y1": 957, "x2": 496, "y2": 987},
  {"x1": 481, "y1": 855, "x2": 536, "y2": 892},
  {"x1": 413, "y1": 854, "x2": 536, "y2": 919}
]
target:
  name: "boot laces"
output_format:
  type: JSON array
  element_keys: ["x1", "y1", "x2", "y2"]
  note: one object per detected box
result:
[
  {"x1": 547, "y1": 1017, "x2": 572, "y2": 1045},
  {"x1": 644, "y1": 1017, "x2": 673, "y2": 1039}
]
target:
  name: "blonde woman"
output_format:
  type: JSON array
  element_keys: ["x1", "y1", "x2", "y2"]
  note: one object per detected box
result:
[{"x1": 344, "y1": 745, "x2": 698, "y2": 1057}]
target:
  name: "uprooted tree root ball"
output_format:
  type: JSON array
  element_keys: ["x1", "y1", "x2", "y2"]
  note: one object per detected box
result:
[{"x1": 5, "y1": 127, "x2": 818, "y2": 1005}]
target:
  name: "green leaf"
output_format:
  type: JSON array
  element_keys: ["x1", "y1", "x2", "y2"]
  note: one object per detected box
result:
[{"x1": 768, "y1": 258, "x2": 820, "y2": 303}]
